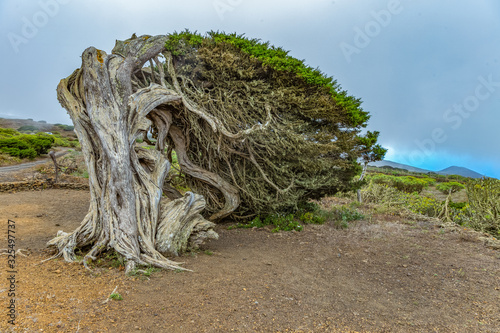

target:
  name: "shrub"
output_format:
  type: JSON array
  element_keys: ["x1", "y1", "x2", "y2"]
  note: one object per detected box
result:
[
  {"x1": 366, "y1": 174, "x2": 430, "y2": 193},
  {"x1": 17, "y1": 125, "x2": 39, "y2": 132},
  {"x1": 464, "y1": 178, "x2": 499, "y2": 238},
  {"x1": 21, "y1": 134, "x2": 54, "y2": 155},
  {"x1": 361, "y1": 181, "x2": 442, "y2": 217},
  {"x1": 56, "y1": 124, "x2": 75, "y2": 131},
  {"x1": 436, "y1": 181, "x2": 465, "y2": 194},
  {"x1": 0, "y1": 133, "x2": 55, "y2": 159},
  {"x1": 0, "y1": 128, "x2": 20, "y2": 138},
  {"x1": 235, "y1": 214, "x2": 303, "y2": 232},
  {"x1": 231, "y1": 201, "x2": 332, "y2": 232},
  {"x1": 53, "y1": 135, "x2": 79, "y2": 148},
  {"x1": 0, "y1": 138, "x2": 37, "y2": 159},
  {"x1": 332, "y1": 205, "x2": 364, "y2": 229}
]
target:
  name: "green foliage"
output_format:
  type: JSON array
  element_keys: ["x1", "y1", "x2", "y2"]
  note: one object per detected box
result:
[
  {"x1": 334, "y1": 205, "x2": 365, "y2": 222},
  {"x1": 0, "y1": 127, "x2": 78, "y2": 159},
  {"x1": 161, "y1": 30, "x2": 384, "y2": 217},
  {"x1": 357, "y1": 131, "x2": 387, "y2": 164},
  {"x1": 0, "y1": 133, "x2": 54, "y2": 157},
  {"x1": 104, "y1": 251, "x2": 126, "y2": 268},
  {"x1": 235, "y1": 214, "x2": 304, "y2": 232},
  {"x1": 402, "y1": 192, "x2": 442, "y2": 217},
  {"x1": 0, "y1": 128, "x2": 19, "y2": 138},
  {"x1": 435, "y1": 174, "x2": 468, "y2": 183},
  {"x1": 362, "y1": 177, "x2": 498, "y2": 238},
  {"x1": 17, "y1": 125, "x2": 39, "y2": 133},
  {"x1": 165, "y1": 30, "x2": 205, "y2": 56},
  {"x1": 366, "y1": 174, "x2": 433, "y2": 193},
  {"x1": 128, "y1": 266, "x2": 161, "y2": 277},
  {"x1": 71, "y1": 170, "x2": 89, "y2": 178},
  {"x1": 362, "y1": 182, "x2": 442, "y2": 217},
  {"x1": 298, "y1": 211, "x2": 326, "y2": 225},
  {"x1": 448, "y1": 201, "x2": 467, "y2": 210},
  {"x1": 231, "y1": 201, "x2": 363, "y2": 232},
  {"x1": 53, "y1": 135, "x2": 80, "y2": 148},
  {"x1": 21, "y1": 134, "x2": 55, "y2": 155},
  {"x1": 109, "y1": 293, "x2": 123, "y2": 301},
  {"x1": 54, "y1": 124, "x2": 75, "y2": 131},
  {"x1": 464, "y1": 178, "x2": 499, "y2": 238},
  {"x1": 436, "y1": 181, "x2": 465, "y2": 194},
  {"x1": 233, "y1": 202, "x2": 325, "y2": 232},
  {"x1": 205, "y1": 31, "x2": 369, "y2": 127},
  {"x1": 0, "y1": 138, "x2": 37, "y2": 158}
]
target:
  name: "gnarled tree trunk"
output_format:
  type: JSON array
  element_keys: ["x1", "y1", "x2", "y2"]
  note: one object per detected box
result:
[{"x1": 48, "y1": 35, "x2": 223, "y2": 272}]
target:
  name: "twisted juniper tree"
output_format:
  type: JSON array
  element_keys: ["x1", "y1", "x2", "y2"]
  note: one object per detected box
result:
[{"x1": 48, "y1": 32, "x2": 384, "y2": 272}]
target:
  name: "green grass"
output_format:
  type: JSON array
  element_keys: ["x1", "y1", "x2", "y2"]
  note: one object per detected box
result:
[
  {"x1": 230, "y1": 202, "x2": 364, "y2": 232},
  {"x1": 109, "y1": 293, "x2": 123, "y2": 301}
]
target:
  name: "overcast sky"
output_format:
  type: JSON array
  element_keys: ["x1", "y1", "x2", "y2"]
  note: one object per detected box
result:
[{"x1": 1, "y1": 0, "x2": 499, "y2": 178}]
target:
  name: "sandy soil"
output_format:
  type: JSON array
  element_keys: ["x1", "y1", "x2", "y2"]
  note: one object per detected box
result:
[{"x1": 0, "y1": 188, "x2": 499, "y2": 333}]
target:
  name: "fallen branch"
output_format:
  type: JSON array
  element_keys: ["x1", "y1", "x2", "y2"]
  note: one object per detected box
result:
[{"x1": 102, "y1": 285, "x2": 119, "y2": 304}]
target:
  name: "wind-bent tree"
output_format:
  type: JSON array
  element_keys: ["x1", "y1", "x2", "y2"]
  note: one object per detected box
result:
[
  {"x1": 49, "y1": 31, "x2": 384, "y2": 272},
  {"x1": 356, "y1": 131, "x2": 387, "y2": 202}
]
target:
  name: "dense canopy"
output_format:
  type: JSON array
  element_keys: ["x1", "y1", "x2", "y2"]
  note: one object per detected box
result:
[{"x1": 154, "y1": 31, "x2": 380, "y2": 218}]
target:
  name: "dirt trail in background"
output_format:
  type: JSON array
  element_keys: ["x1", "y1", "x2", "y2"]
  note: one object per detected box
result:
[
  {"x1": 0, "y1": 189, "x2": 499, "y2": 332},
  {"x1": 0, "y1": 148, "x2": 71, "y2": 173}
]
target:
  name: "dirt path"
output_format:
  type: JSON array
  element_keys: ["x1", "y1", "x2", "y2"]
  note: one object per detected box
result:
[
  {"x1": 0, "y1": 148, "x2": 71, "y2": 173},
  {"x1": 0, "y1": 189, "x2": 499, "y2": 332}
]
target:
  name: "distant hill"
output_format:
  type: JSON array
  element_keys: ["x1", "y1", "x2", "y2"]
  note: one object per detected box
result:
[
  {"x1": 368, "y1": 160, "x2": 432, "y2": 174},
  {"x1": 0, "y1": 118, "x2": 76, "y2": 138},
  {"x1": 0, "y1": 118, "x2": 54, "y2": 131},
  {"x1": 437, "y1": 166, "x2": 484, "y2": 179},
  {"x1": 369, "y1": 160, "x2": 486, "y2": 179}
]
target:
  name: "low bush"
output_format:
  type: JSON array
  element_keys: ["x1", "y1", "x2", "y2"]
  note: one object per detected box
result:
[
  {"x1": 366, "y1": 174, "x2": 432, "y2": 193},
  {"x1": 230, "y1": 201, "x2": 364, "y2": 232},
  {"x1": 436, "y1": 181, "x2": 465, "y2": 194},
  {"x1": 0, "y1": 133, "x2": 55, "y2": 159},
  {"x1": 233, "y1": 214, "x2": 304, "y2": 232},
  {"x1": 361, "y1": 181, "x2": 442, "y2": 217},
  {"x1": 55, "y1": 124, "x2": 75, "y2": 131},
  {"x1": 0, "y1": 138, "x2": 37, "y2": 159},
  {"x1": 0, "y1": 128, "x2": 20, "y2": 138},
  {"x1": 17, "y1": 125, "x2": 39, "y2": 133},
  {"x1": 464, "y1": 178, "x2": 499, "y2": 238},
  {"x1": 20, "y1": 134, "x2": 54, "y2": 155}
]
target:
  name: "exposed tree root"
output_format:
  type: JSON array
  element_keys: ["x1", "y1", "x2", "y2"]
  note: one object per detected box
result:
[{"x1": 49, "y1": 35, "x2": 219, "y2": 272}]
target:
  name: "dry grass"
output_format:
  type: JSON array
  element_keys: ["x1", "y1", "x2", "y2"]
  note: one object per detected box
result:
[
  {"x1": 421, "y1": 186, "x2": 468, "y2": 202},
  {"x1": 0, "y1": 153, "x2": 22, "y2": 166}
]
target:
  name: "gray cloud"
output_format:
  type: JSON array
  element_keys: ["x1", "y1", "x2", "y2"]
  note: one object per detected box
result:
[{"x1": 0, "y1": 0, "x2": 498, "y2": 177}]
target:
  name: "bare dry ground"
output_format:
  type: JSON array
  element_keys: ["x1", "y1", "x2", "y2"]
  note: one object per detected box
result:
[{"x1": 0, "y1": 186, "x2": 499, "y2": 332}]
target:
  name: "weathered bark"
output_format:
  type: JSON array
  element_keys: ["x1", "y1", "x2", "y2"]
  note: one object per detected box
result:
[
  {"x1": 49, "y1": 150, "x2": 58, "y2": 183},
  {"x1": 357, "y1": 162, "x2": 368, "y2": 203},
  {"x1": 48, "y1": 35, "x2": 220, "y2": 272}
]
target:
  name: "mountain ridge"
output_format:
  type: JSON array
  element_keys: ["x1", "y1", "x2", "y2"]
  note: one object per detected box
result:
[{"x1": 369, "y1": 160, "x2": 487, "y2": 179}]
